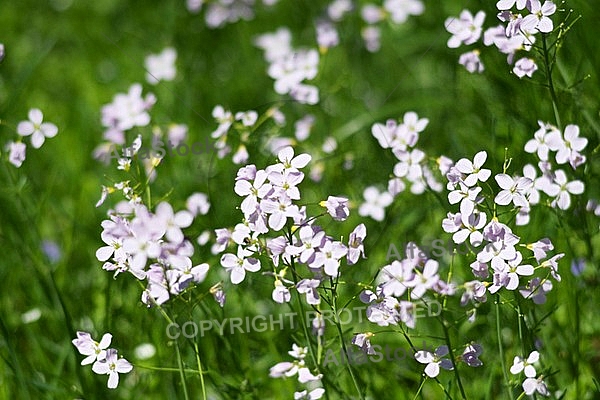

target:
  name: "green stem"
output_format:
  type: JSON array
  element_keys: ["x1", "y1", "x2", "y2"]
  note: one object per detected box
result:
[
  {"x1": 193, "y1": 340, "x2": 207, "y2": 400},
  {"x1": 332, "y1": 306, "x2": 364, "y2": 400},
  {"x1": 440, "y1": 316, "x2": 467, "y2": 400},
  {"x1": 330, "y1": 284, "x2": 364, "y2": 400},
  {"x1": 542, "y1": 34, "x2": 561, "y2": 130},
  {"x1": 574, "y1": 282, "x2": 581, "y2": 399},
  {"x1": 496, "y1": 295, "x2": 515, "y2": 400},
  {"x1": 175, "y1": 340, "x2": 190, "y2": 400},
  {"x1": 135, "y1": 364, "x2": 206, "y2": 374},
  {"x1": 516, "y1": 302, "x2": 525, "y2": 355},
  {"x1": 412, "y1": 377, "x2": 426, "y2": 400},
  {"x1": 289, "y1": 257, "x2": 319, "y2": 369}
]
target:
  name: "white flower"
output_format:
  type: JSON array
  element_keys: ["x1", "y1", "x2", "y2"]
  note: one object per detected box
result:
[
  {"x1": 445, "y1": 10, "x2": 486, "y2": 48},
  {"x1": 186, "y1": 192, "x2": 211, "y2": 216},
  {"x1": 7, "y1": 141, "x2": 26, "y2": 167},
  {"x1": 455, "y1": 151, "x2": 491, "y2": 187},
  {"x1": 383, "y1": 0, "x2": 424, "y2": 24},
  {"x1": 548, "y1": 170, "x2": 584, "y2": 210},
  {"x1": 72, "y1": 331, "x2": 113, "y2": 366},
  {"x1": 523, "y1": 376, "x2": 550, "y2": 396},
  {"x1": 294, "y1": 388, "x2": 325, "y2": 400},
  {"x1": 510, "y1": 350, "x2": 539, "y2": 377},
  {"x1": 415, "y1": 345, "x2": 454, "y2": 378},
  {"x1": 145, "y1": 47, "x2": 177, "y2": 84},
  {"x1": 359, "y1": 186, "x2": 393, "y2": 221},
  {"x1": 92, "y1": 349, "x2": 133, "y2": 389},
  {"x1": 459, "y1": 50, "x2": 485, "y2": 73},
  {"x1": 494, "y1": 174, "x2": 532, "y2": 208},
  {"x1": 254, "y1": 28, "x2": 292, "y2": 63},
  {"x1": 521, "y1": 0, "x2": 556, "y2": 33},
  {"x1": 17, "y1": 108, "x2": 58, "y2": 148},
  {"x1": 220, "y1": 246, "x2": 261, "y2": 284},
  {"x1": 513, "y1": 58, "x2": 538, "y2": 78}
]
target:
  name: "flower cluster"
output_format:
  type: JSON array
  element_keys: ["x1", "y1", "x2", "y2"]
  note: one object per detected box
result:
[
  {"x1": 216, "y1": 146, "x2": 366, "y2": 304},
  {"x1": 186, "y1": 0, "x2": 278, "y2": 29},
  {"x1": 209, "y1": 104, "x2": 274, "y2": 164},
  {"x1": 362, "y1": 111, "x2": 442, "y2": 221},
  {"x1": 441, "y1": 150, "x2": 566, "y2": 314},
  {"x1": 521, "y1": 122, "x2": 586, "y2": 215},
  {"x1": 255, "y1": 28, "x2": 320, "y2": 105},
  {"x1": 72, "y1": 331, "x2": 133, "y2": 389},
  {"x1": 99, "y1": 83, "x2": 156, "y2": 147},
  {"x1": 96, "y1": 196, "x2": 211, "y2": 306},
  {"x1": 92, "y1": 83, "x2": 161, "y2": 180},
  {"x1": 4, "y1": 108, "x2": 58, "y2": 168},
  {"x1": 70, "y1": 1, "x2": 594, "y2": 397},
  {"x1": 446, "y1": 1, "x2": 558, "y2": 77},
  {"x1": 360, "y1": 242, "x2": 453, "y2": 329},
  {"x1": 269, "y1": 343, "x2": 324, "y2": 399}
]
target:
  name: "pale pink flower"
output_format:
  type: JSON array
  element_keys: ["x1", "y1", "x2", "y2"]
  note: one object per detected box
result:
[
  {"x1": 72, "y1": 331, "x2": 112, "y2": 366},
  {"x1": 17, "y1": 108, "x2": 58, "y2": 148},
  {"x1": 494, "y1": 174, "x2": 532, "y2": 207},
  {"x1": 359, "y1": 186, "x2": 394, "y2": 221},
  {"x1": 145, "y1": 47, "x2": 177, "y2": 84},
  {"x1": 521, "y1": 0, "x2": 556, "y2": 33},
  {"x1": 445, "y1": 10, "x2": 486, "y2": 48},
  {"x1": 92, "y1": 348, "x2": 133, "y2": 389},
  {"x1": 510, "y1": 351, "x2": 539, "y2": 377},
  {"x1": 455, "y1": 151, "x2": 491, "y2": 187},
  {"x1": 415, "y1": 345, "x2": 454, "y2": 378},
  {"x1": 513, "y1": 58, "x2": 538, "y2": 78},
  {"x1": 7, "y1": 141, "x2": 26, "y2": 167}
]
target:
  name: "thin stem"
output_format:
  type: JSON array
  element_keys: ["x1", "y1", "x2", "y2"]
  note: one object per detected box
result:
[
  {"x1": 412, "y1": 377, "x2": 426, "y2": 400},
  {"x1": 440, "y1": 316, "x2": 467, "y2": 400},
  {"x1": 574, "y1": 281, "x2": 581, "y2": 398},
  {"x1": 542, "y1": 34, "x2": 561, "y2": 130},
  {"x1": 135, "y1": 364, "x2": 206, "y2": 374},
  {"x1": 193, "y1": 341, "x2": 207, "y2": 400},
  {"x1": 289, "y1": 257, "x2": 319, "y2": 369},
  {"x1": 516, "y1": 302, "x2": 525, "y2": 355},
  {"x1": 331, "y1": 285, "x2": 364, "y2": 400},
  {"x1": 175, "y1": 340, "x2": 190, "y2": 400},
  {"x1": 496, "y1": 295, "x2": 515, "y2": 400}
]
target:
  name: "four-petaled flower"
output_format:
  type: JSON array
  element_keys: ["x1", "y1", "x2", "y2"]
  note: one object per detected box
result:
[
  {"x1": 521, "y1": 0, "x2": 556, "y2": 33},
  {"x1": 523, "y1": 376, "x2": 550, "y2": 396},
  {"x1": 220, "y1": 245, "x2": 261, "y2": 284},
  {"x1": 92, "y1": 348, "x2": 133, "y2": 389},
  {"x1": 358, "y1": 186, "x2": 393, "y2": 221},
  {"x1": 17, "y1": 108, "x2": 58, "y2": 148},
  {"x1": 415, "y1": 345, "x2": 454, "y2": 378},
  {"x1": 72, "y1": 331, "x2": 113, "y2": 365},
  {"x1": 455, "y1": 151, "x2": 491, "y2": 187},
  {"x1": 494, "y1": 174, "x2": 532, "y2": 207},
  {"x1": 510, "y1": 350, "x2": 539, "y2": 377},
  {"x1": 145, "y1": 47, "x2": 177, "y2": 84},
  {"x1": 321, "y1": 195, "x2": 350, "y2": 221}
]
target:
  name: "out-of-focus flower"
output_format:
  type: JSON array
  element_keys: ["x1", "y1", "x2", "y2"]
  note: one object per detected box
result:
[
  {"x1": 7, "y1": 141, "x2": 26, "y2": 167},
  {"x1": 145, "y1": 47, "x2": 177, "y2": 84},
  {"x1": 17, "y1": 108, "x2": 58, "y2": 149}
]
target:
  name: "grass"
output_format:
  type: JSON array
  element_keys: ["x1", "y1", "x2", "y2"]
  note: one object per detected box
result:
[{"x1": 1, "y1": 0, "x2": 599, "y2": 399}]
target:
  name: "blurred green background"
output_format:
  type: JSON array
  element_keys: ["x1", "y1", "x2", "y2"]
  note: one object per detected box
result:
[{"x1": 1, "y1": 0, "x2": 599, "y2": 398}]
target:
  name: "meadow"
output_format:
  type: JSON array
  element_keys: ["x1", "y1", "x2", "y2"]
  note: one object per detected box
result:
[{"x1": 1, "y1": 0, "x2": 599, "y2": 399}]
